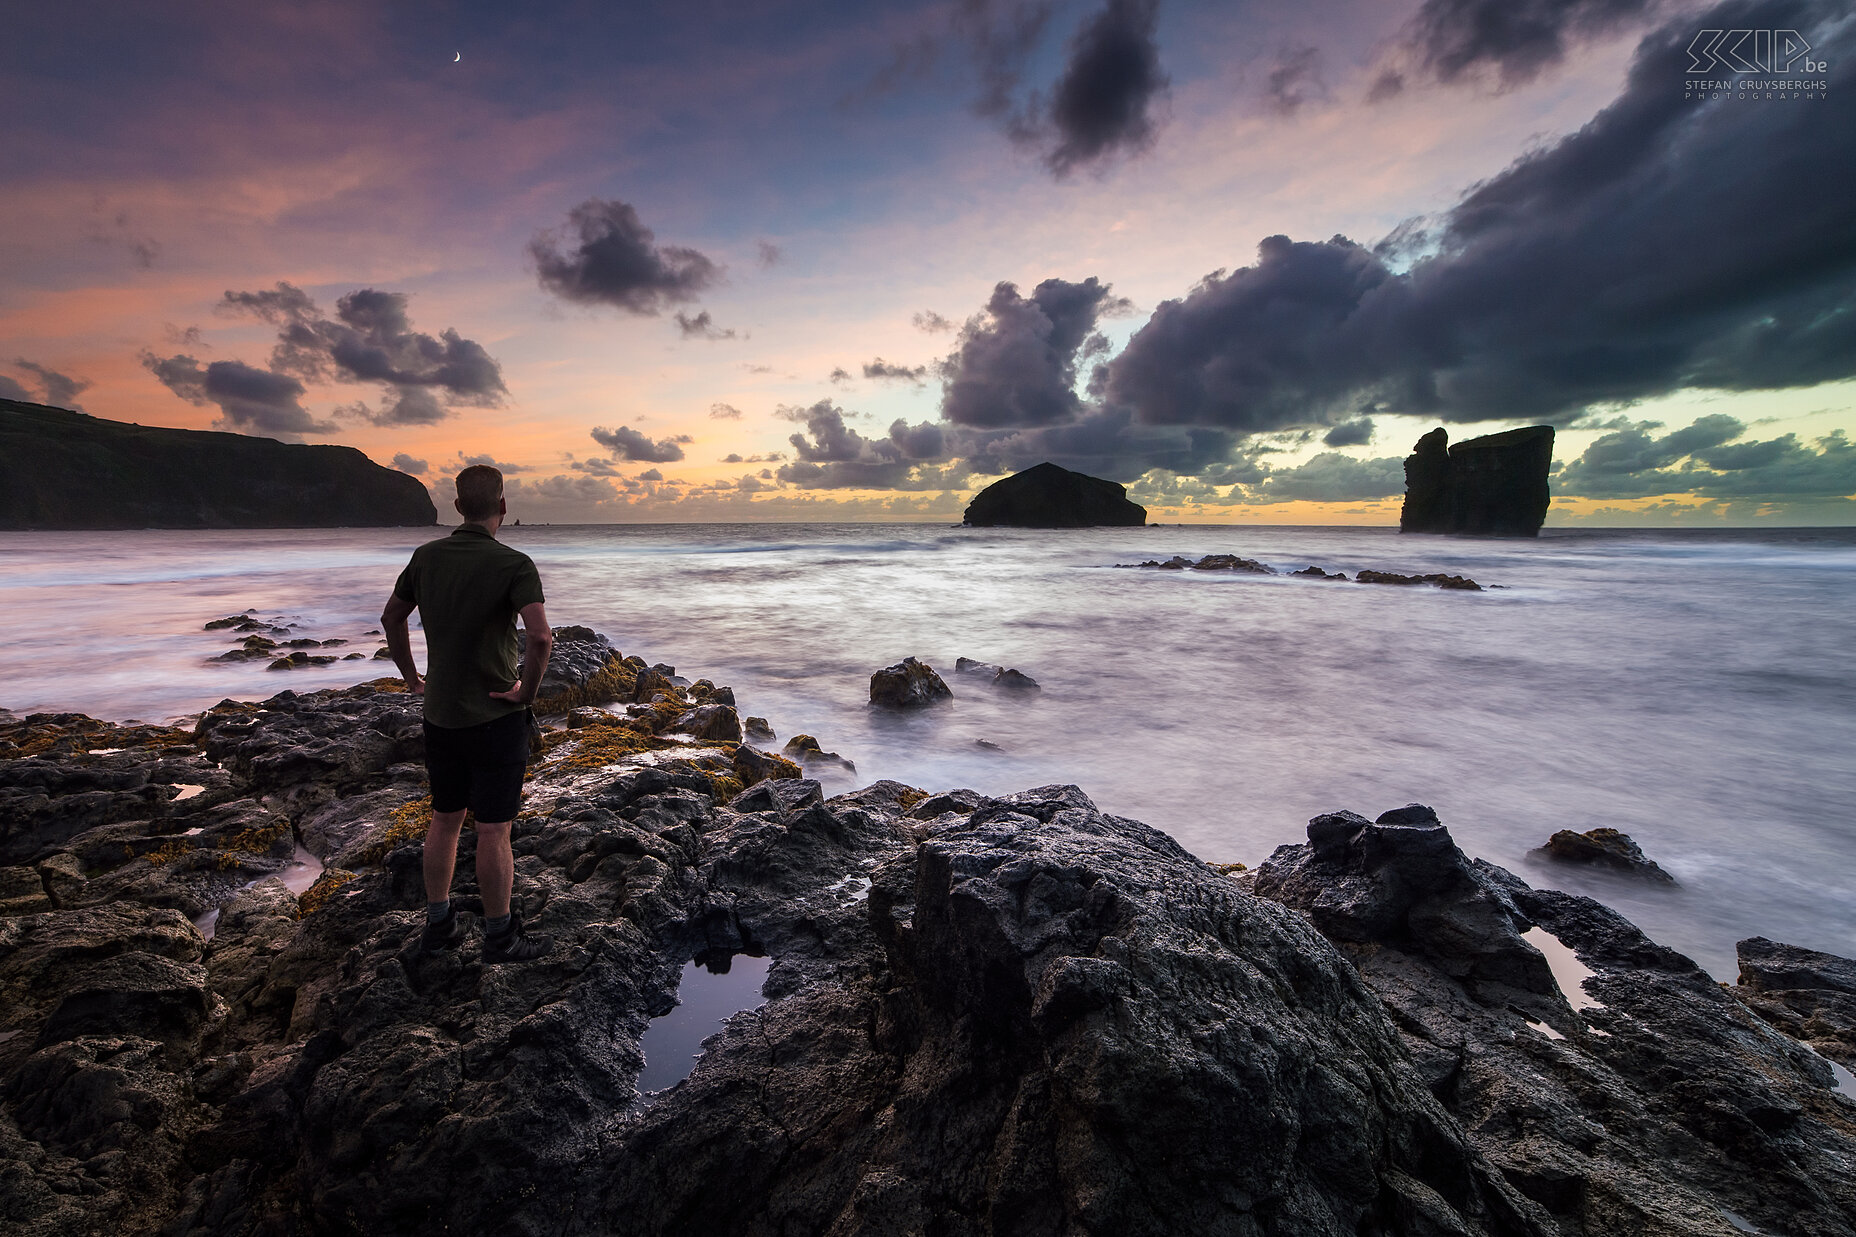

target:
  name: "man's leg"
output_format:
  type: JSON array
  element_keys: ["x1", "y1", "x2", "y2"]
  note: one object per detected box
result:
[
  {"x1": 423, "y1": 808, "x2": 467, "y2": 904},
  {"x1": 474, "y1": 819, "x2": 514, "y2": 919}
]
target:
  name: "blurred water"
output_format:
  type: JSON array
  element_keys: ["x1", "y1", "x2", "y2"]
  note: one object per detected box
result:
[{"x1": 2, "y1": 522, "x2": 1853, "y2": 979}]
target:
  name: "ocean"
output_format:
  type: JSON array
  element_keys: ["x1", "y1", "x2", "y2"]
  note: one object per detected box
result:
[{"x1": 3, "y1": 522, "x2": 1852, "y2": 979}]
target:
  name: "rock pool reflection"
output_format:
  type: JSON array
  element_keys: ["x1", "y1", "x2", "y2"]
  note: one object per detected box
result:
[{"x1": 637, "y1": 952, "x2": 773, "y2": 1094}]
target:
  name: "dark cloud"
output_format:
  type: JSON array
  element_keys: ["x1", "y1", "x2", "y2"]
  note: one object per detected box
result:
[
  {"x1": 141, "y1": 352, "x2": 332, "y2": 436},
  {"x1": 1232, "y1": 453, "x2": 1405, "y2": 504},
  {"x1": 573, "y1": 456, "x2": 622, "y2": 476},
  {"x1": 8, "y1": 359, "x2": 91, "y2": 410},
  {"x1": 775, "y1": 399, "x2": 956, "y2": 489},
  {"x1": 0, "y1": 374, "x2": 32, "y2": 401},
  {"x1": 514, "y1": 474, "x2": 620, "y2": 503},
  {"x1": 217, "y1": 281, "x2": 506, "y2": 426},
  {"x1": 828, "y1": 367, "x2": 852, "y2": 384},
  {"x1": 675, "y1": 310, "x2": 737, "y2": 340},
  {"x1": 391, "y1": 453, "x2": 428, "y2": 475},
  {"x1": 590, "y1": 424, "x2": 691, "y2": 463},
  {"x1": 913, "y1": 310, "x2": 955, "y2": 333},
  {"x1": 1323, "y1": 417, "x2": 1375, "y2": 447},
  {"x1": 1553, "y1": 416, "x2": 1856, "y2": 499},
  {"x1": 1040, "y1": 0, "x2": 1169, "y2": 176},
  {"x1": 636, "y1": 468, "x2": 665, "y2": 482},
  {"x1": 1105, "y1": 0, "x2": 1856, "y2": 432},
  {"x1": 1404, "y1": 0, "x2": 1655, "y2": 88},
  {"x1": 336, "y1": 387, "x2": 448, "y2": 426},
  {"x1": 756, "y1": 240, "x2": 783, "y2": 267},
  {"x1": 1264, "y1": 45, "x2": 1327, "y2": 115},
  {"x1": 460, "y1": 454, "x2": 529, "y2": 474},
  {"x1": 529, "y1": 198, "x2": 720, "y2": 314},
  {"x1": 163, "y1": 323, "x2": 206, "y2": 348},
  {"x1": 954, "y1": 405, "x2": 1237, "y2": 481},
  {"x1": 710, "y1": 402, "x2": 743, "y2": 419},
  {"x1": 721, "y1": 451, "x2": 785, "y2": 464},
  {"x1": 960, "y1": 0, "x2": 1056, "y2": 122},
  {"x1": 940, "y1": 276, "x2": 1131, "y2": 429},
  {"x1": 863, "y1": 358, "x2": 928, "y2": 383}
]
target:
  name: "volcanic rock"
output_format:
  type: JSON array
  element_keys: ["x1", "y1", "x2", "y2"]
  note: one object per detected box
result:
[
  {"x1": 962, "y1": 461, "x2": 1146, "y2": 528},
  {"x1": 1536, "y1": 827, "x2": 1676, "y2": 883},
  {"x1": 955, "y1": 657, "x2": 1041, "y2": 693},
  {"x1": 869, "y1": 656, "x2": 953, "y2": 709},
  {"x1": 5, "y1": 651, "x2": 1856, "y2": 1237},
  {"x1": 1253, "y1": 809, "x2": 1856, "y2": 1235},
  {"x1": 1732, "y1": 937, "x2": 1856, "y2": 1067},
  {"x1": 1400, "y1": 426, "x2": 1554, "y2": 537},
  {"x1": 782, "y1": 733, "x2": 856, "y2": 774}
]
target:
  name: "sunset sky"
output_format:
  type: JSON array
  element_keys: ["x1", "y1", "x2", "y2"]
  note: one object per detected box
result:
[{"x1": 3, "y1": 0, "x2": 1851, "y2": 524}]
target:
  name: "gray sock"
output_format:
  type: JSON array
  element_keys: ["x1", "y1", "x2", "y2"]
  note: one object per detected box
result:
[
  {"x1": 426, "y1": 900, "x2": 451, "y2": 924},
  {"x1": 485, "y1": 913, "x2": 512, "y2": 936}
]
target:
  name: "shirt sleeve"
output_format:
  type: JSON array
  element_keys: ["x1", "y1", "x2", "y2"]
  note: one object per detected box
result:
[
  {"x1": 393, "y1": 554, "x2": 420, "y2": 604},
  {"x1": 510, "y1": 555, "x2": 545, "y2": 609}
]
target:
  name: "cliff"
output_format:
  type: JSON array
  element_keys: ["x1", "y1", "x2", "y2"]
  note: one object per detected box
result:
[
  {"x1": 3, "y1": 640, "x2": 1853, "y2": 1236},
  {"x1": 963, "y1": 462, "x2": 1146, "y2": 528},
  {"x1": 0, "y1": 399, "x2": 435, "y2": 529},
  {"x1": 1400, "y1": 426, "x2": 1554, "y2": 536}
]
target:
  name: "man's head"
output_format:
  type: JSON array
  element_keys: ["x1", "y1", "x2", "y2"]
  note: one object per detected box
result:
[{"x1": 455, "y1": 465, "x2": 505, "y2": 523}]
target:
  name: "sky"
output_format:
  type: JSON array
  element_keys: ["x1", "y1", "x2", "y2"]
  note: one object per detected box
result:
[{"x1": 3, "y1": 0, "x2": 1852, "y2": 524}]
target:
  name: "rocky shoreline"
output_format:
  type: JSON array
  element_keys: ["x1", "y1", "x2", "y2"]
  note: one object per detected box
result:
[{"x1": 3, "y1": 631, "x2": 1853, "y2": 1235}]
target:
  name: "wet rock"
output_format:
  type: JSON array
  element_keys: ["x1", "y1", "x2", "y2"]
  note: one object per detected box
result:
[
  {"x1": 1191, "y1": 553, "x2": 1274, "y2": 572},
  {"x1": 782, "y1": 734, "x2": 856, "y2": 775},
  {"x1": 670, "y1": 703, "x2": 743, "y2": 743},
  {"x1": 265, "y1": 651, "x2": 338, "y2": 671},
  {"x1": 1400, "y1": 426, "x2": 1554, "y2": 537},
  {"x1": 992, "y1": 667, "x2": 1039, "y2": 693},
  {"x1": 955, "y1": 657, "x2": 1040, "y2": 694},
  {"x1": 1732, "y1": 937, "x2": 1856, "y2": 1067},
  {"x1": 869, "y1": 656, "x2": 953, "y2": 709},
  {"x1": 1536, "y1": 827, "x2": 1676, "y2": 883},
  {"x1": 743, "y1": 716, "x2": 774, "y2": 741},
  {"x1": 1292, "y1": 565, "x2": 1349, "y2": 580},
  {"x1": 1355, "y1": 569, "x2": 1483, "y2": 590},
  {"x1": 1254, "y1": 810, "x2": 1856, "y2": 1236},
  {"x1": 962, "y1": 461, "x2": 1146, "y2": 528}
]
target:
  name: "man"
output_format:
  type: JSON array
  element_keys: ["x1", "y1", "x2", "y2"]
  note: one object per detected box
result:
[{"x1": 381, "y1": 464, "x2": 555, "y2": 964}]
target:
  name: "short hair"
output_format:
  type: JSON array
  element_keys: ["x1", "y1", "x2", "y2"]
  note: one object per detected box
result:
[{"x1": 455, "y1": 465, "x2": 504, "y2": 521}]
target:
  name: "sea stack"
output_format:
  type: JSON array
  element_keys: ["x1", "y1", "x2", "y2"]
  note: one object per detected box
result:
[
  {"x1": 1399, "y1": 425, "x2": 1553, "y2": 536},
  {"x1": 963, "y1": 461, "x2": 1146, "y2": 528},
  {"x1": 0, "y1": 399, "x2": 436, "y2": 529}
]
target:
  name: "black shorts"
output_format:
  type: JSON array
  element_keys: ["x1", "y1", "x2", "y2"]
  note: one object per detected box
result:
[{"x1": 424, "y1": 710, "x2": 529, "y2": 823}]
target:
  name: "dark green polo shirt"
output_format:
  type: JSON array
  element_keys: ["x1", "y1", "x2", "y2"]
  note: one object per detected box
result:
[{"x1": 392, "y1": 524, "x2": 545, "y2": 729}]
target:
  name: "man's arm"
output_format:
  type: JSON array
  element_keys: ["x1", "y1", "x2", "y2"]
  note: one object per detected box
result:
[
  {"x1": 380, "y1": 593, "x2": 423, "y2": 695},
  {"x1": 490, "y1": 602, "x2": 553, "y2": 706}
]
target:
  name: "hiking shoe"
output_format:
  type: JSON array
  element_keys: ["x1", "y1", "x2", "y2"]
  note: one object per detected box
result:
[
  {"x1": 420, "y1": 905, "x2": 475, "y2": 955},
  {"x1": 482, "y1": 910, "x2": 552, "y2": 964}
]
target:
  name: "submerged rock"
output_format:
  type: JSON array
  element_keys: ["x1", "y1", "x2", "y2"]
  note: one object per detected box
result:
[
  {"x1": 869, "y1": 656, "x2": 953, "y2": 709},
  {"x1": 955, "y1": 657, "x2": 1041, "y2": 694},
  {"x1": 962, "y1": 461, "x2": 1146, "y2": 528},
  {"x1": 782, "y1": 733, "x2": 856, "y2": 774},
  {"x1": 1536, "y1": 827, "x2": 1676, "y2": 883}
]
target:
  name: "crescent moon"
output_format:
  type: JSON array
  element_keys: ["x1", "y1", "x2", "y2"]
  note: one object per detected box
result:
[{"x1": 453, "y1": 52, "x2": 462, "y2": 62}]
